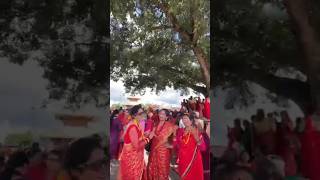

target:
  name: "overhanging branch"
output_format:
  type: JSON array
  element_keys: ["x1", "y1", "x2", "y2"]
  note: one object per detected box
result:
[
  {"x1": 221, "y1": 62, "x2": 311, "y2": 113},
  {"x1": 190, "y1": 85, "x2": 207, "y2": 95},
  {"x1": 155, "y1": 2, "x2": 193, "y2": 44},
  {"x1": 150, "y1": 25, "x2": 173, "y2": 31}
]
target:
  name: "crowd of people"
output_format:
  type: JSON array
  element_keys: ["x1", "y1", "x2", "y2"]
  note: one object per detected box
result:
[
  {"x1": 110, "y1": 96, "x2": 211, "y2": 180},
  {"x1": 214, "y1": 109, "x2": 320, "y2": 180},
  {"x1": 0, "y1": 135, "x2": 107, "y2": 180}
]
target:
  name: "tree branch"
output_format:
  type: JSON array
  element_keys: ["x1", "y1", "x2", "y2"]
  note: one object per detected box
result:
[
  {"x1": 190, "y1": 0, "x2": 199, "y2": 45},
  {"x1": 156, "y1": 2, "x2": 193, "y2": 44},
  {"x1": 190, "y1": 84, "x2": 207, "y2": 96},
  {"x1": 284, "y1": 0, "x2": 320, "y2": 113},
  {"x1": 160, "y1": 64, "x2": 203, "y2": 83},
  {"x1": 150, "y1": 25, "x2": 173, "y2": 31}
]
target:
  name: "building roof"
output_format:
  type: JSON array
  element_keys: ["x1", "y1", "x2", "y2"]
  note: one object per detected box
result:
[{"x1": 55, "y1": 114, "x2": 95, "y2": 127}]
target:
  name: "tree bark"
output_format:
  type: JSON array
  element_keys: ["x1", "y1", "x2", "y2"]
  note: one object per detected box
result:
[
  {"x1": 284, "y1": 0, "x2": 320, "y2": 115},
  {"x1": 193, "y1": 46, "x2": 210, "y2": 95}
]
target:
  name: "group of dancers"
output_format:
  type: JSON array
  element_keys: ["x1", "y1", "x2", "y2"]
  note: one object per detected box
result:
[{"x1": 110, "y1": 97, "x2": 210, "y2": 180}]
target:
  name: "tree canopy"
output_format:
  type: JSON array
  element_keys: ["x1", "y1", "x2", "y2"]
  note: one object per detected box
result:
[
  {"x1": 213, "y1": 0, "x2": 320, "y2": 113},
  {"x1": 0, "y1": 0, "x2": 108, "y2": 109},
  {"x1": 5, "y1": 131, "x2": 33, "y2": 147},
  {"x1": 111, "y1": 0, "x2": 210, "y2": 96}
]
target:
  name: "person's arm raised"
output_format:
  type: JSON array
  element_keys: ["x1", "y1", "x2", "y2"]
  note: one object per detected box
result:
[{"x1": 191, "y1": 126, "x2": 201, "y2": 143}]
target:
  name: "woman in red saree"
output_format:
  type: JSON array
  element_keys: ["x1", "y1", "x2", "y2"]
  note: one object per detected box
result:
[
  {"x1": 117, "y1": 110, "x2": 131, "y2": 160},
  {"x1": 300, "y1": 115, "x2": 320, "y2": 180},
  {"x1": 178, "y1": 114, "x2": 204, "y2": 180},
  {"x1": 118, "y1": 105, "x2": 149, "y2": 180},
  {"x1": 276, "y1": 117, "x2": 299, "y2": 176},
  {"x1": 147, "y1": 109, "x2": 177, "y2": 180},
  {"x1": 203, "y1": 97, "x2": 210, "y2": 120}
]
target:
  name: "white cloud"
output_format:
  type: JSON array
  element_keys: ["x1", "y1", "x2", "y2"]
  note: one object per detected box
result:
[{"x1": 110, "y1": 80, "x2": 204, "y2": 107}]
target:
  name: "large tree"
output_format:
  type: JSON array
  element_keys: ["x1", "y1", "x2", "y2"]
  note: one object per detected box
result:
[
  {"x1": 111, "y1": 0, "x2": 210, "y2": 96},
  {"x1": 0, "y1": 0, "x2": 108, "y2": 109},
  {"x1": 213, "y1": 0, "x2": 320, "y2": 115}
]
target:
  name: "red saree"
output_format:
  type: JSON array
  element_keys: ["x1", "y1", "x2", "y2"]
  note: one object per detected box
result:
[
  {"x1": 147, "y1": 122, "x2": 175, "y2": 180},
  {"x1": 203, "y1": 99, "x2": 210, "y2": 120},
  {"x1": 300, "y1": 116, "x2": 320, "y2": 180},
  {"x1": 118, "y1": 122, "x2": 146, "y2": 180},
  {"x1": 178, "y1": 131, "x2": 204, "y2": 180}
]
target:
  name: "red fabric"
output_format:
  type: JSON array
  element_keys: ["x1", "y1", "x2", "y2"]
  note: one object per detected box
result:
[
  {"x1": 300, "y1": 116, "x2": 320, "y2": 180},
  {"x1": 196, "y1": 101, "x2": 204, "y2": 118},
  {"x1": 147, "y1": 122, "x2": 174, "y2": 180},
  {"x1": 174, "y1": 128, "x2": 184, "y2": 155},
  {"x1": 152, "y1": 115, "x2": 159, "y2": 126},
  {"x1": 118, "y1": 113, "x2": 125, "y2": 125},
  {"x1": 124, "y1": 124, "x2": 142, "y2": 144},
  {"x1": 227, "y1": 126, "x2": 243, "y2": 148},
  {"x1": 203, "y1": 99, "x2": 210, "y2": 120},
  {"x1": 227, "y1": 127, "x2": 236, "y2": 148},
  {"x1": 281, "y1": 147, "x2": 297, "y2": 176},
  {"x1": 25, "y1": 163, "x2": 47, "y2": 180},
  {"x1": 145, "y1": 118, "x2": 154, "y2": 132},
  {"x1": 178, "y1": 131, "x2": 204, "y2": 180},
  {"x1": 196, "y1": 102, "x2": 201, "y2": 113},
  {"x1": 189, "y1": 102, "x2": 196, "y2": 111},
  {"x1": 119, "y1": 123, "x2": 146, "y2": 180},
  {"x1": 256, "y1": 130, "x2": 276, "y2": 155},
  {"x1": 276, "y1": 127, "x2": 298, "y2": 176}
]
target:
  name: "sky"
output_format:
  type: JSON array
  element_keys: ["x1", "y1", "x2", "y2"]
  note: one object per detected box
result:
[
  {"x1": 0, "y1": 58, "x2": 107, "y2": 143},
  {"x1": 110, "y1": 80, "x2": 203, "y2": 108},
  {"x1": 0, "y1": 58, "x2": 305, "y2": 147}
]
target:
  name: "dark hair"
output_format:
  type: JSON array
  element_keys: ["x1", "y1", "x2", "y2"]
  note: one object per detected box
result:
[
  {"x1": 234, "y1": 118, "x2": 241, "y2": 126},
  {"x1": 251, "y1": 115, "x2": 256, "y2": 121},
  {"x1": 183, "y1": 113, "x2": 196, "y2": 127},
  {"x1": 110, "y1": 109, "x2": 119, "y2": 121},
  {"x1": 256, "y1": 109, "x2": 265, "y2": 121},
  {"x1": 0, "y1": 156, "x2": 4, "y2": 163},
  {"x1": 0, "y1": 151, "x2": 29, "y2": 179},
  {"x1": 243, "y1": 119, "x2": 250, "y2": 126},
  {"x1": 160, "y1": 109, "x2": 170, "y2": 117},
  {"x1": 130, "y1": 104, "x2": 142, "y2": 116},
  {"x1": 190, "y1": 111, "x2": 197, "y2": 120},
  {"x1": 6, "y1": 151, "x2": 28, "y2": 169},
  {"x1": 267, "y1": 113, "x2": 273, "y2": 118},
  {"x1": 64, "y1": 137, "x2": 102, "y2": 173},
  {"x1": 280, "y1": 111, "x2": 289, "y2": 121}
]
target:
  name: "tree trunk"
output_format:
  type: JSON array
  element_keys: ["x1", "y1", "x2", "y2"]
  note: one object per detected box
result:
[
  {"x1": 284, "y1": 0, "x2": 320, "y2": 116},
  {"x1": 193, "y1": 46, "x2": 210, "y2": 95},
  {"x1": 157, "y1": 2, "x2": 210, "y2": 95}
]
